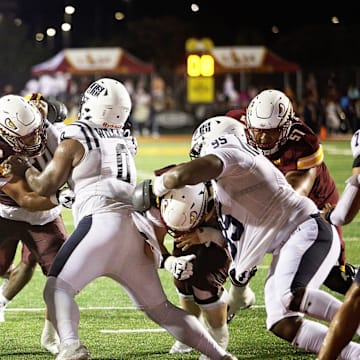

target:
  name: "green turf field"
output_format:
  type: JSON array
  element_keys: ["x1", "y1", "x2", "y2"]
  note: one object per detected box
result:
[{"x1": 0, "y1": 136, "x2": 358, "y2": 359}]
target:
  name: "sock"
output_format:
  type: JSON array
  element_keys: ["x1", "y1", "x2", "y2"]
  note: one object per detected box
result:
[
  {"x1": 293, "y1": 319, "x2": 360, "y2": 358},
  {"x1": 292, "y1": 319, "x2": 328, "y2": 353},
  {"x1": 0, "y1": 292, "x2": 9, "y2": 307},
  {"x1": 42, "y1": 319, "x2": 57, "y2": 337},
  {"x1": 339, "y1": 342, "x2": 360, "y2": 359},
  {"x1": 208, "y1": 323, "x2": 229, "y2": 350},
  {"x1": 300, "y1": 288, "x2": 342, "y2": 322}
]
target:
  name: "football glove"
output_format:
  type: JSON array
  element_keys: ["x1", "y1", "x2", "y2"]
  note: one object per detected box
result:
[
  {"x1": 229, "y1": 266, "x2": 258, "y2": 287},
  {"x1": 153, "y1": 175, "x2": 169, "y2": 198},
  {"x1": 122, "y1": 128, "x2": 138, "y2": 156},
  {"x1": 58, "y1": 188, "x2": 75, "y2": 209},
  {"x1": 164, "y1": 254, "x2": 196, "y2": 280}
]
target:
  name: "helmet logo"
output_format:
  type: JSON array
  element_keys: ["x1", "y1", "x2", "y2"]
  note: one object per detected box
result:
[
  {"x1": 4, "y1": 118, "x2": 17, "y2": 131},
  {"x1": 190, "y1": 210, "x2": 198, "y2": 224},
  {"x1": 278, "y1": 103, "x2": 286, "y2": 117},
  {"x1": 86, "y1": 82, "x2": 105, "y2": 97}
]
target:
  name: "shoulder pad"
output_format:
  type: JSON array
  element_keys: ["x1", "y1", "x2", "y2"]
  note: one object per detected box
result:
[{"x1": 60, "y1": 122, "x2": 86, "y2": 141}]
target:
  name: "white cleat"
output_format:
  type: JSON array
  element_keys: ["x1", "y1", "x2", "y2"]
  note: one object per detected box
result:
[
  {"x1": 56, "y1": 341, "x2": 90, "y2": 360},
  {"x1": 199, "y1": 355, "x2": 211, "y2": 360},
  {"x1": 0, "y1": 279, "x2": 9, "y2": 322},
  {"x1": 227, "y1": 283, "x2": 256, "y2": 323},
  {"x1": 221, "y1": 354, "x2": 238, "y2": 360},
  {"x1": 0, "y1": 305, "x2": 5, "y2": 323},
  {"x1": 41, "y1": 331, "x2": 60, "y2": 355},
  {"x1": 169, "y1": 340, "x2": 193, "y2": 354}
]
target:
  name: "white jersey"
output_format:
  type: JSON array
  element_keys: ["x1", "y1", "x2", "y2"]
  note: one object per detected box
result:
[
  {"x1": 60, "y1": 120, "x2": 137, "y2": 225},
  {"x1": 202, "y1": 134, "x2": 318, "y2": 275},
  {"x1": 0, "y1": 120, "x2": 62, "y2": 225}
]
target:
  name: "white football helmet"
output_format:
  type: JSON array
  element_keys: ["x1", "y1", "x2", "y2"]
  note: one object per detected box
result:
[
  {"x1": 246, "y1": 89, "x2": 294, "y2": 155},
  {"x1": 0, "y1": 94, "x2": 46, "y2": 156},
  {"x1": 79, "y1": 78, "x2": 132, "y2": 129},
  {"x1": 160, "y1": 182, "x2": 214, "y2": 234},
  {"x1": 190, "y1": 115, "x2": 247, "y2": 158}
]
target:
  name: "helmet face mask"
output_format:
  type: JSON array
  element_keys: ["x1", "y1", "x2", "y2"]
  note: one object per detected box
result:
[
  {"x1": 160, "y1": 183, "x2": 214, "y2": 236},
  {"x1": 246, "y1": 89, "x2": 294, "y2": 155},
  {"x1": 79, "y1": 78, "x2": 132, "y2": 129},
  {"x1": 190, "y1": 116, "x2": 247, "y2": 159},
  {"x1": 248, "y1": 127, "x2": 282, "y2": 152},
  {"x1": 0, "y1": 95, "x2": 46, "y2": 157}
]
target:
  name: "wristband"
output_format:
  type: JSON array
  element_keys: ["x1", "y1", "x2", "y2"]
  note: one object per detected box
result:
[
  {"x1": 163, "y1": 255, "x2": 176, "y2": 273},
  {"x1": 324, "y1": 208, "x2": 334, "y2": 225},
  {"x1": 346, "y1": 174, "x2": 360, "y2": 187}
]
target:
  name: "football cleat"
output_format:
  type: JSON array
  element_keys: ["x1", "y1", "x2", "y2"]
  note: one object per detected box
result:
[
  {"x1": 169, "y1": 340, "x2": 193, "y2": 354},
  {"x1": 221, "y1": 354, "x2": 238, "y2": 360},
  {"x1": 56, "y1": 341, "x2": 90, "y2": 360},
  {"x1": 199, "y1": 355, "x2": 211, "y2": 360},
  {"x1": 0, "y1": 304, "x2": 5, "y2": 323},
  {"x1": 0, "y1": 279, "x2": 9, "y2": 322}
]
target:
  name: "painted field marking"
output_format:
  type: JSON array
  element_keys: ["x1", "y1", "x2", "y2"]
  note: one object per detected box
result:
[
  {"x1": 100, "y1": 329, "x2": 166, "y2": 334},
  {"x1": 324, "y1": 146, "x2": 352, "y2": 155}
]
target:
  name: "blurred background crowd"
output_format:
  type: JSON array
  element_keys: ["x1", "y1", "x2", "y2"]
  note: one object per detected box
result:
[{"x1": 1, "y1": 0, "x2": 360, "y2": 138}]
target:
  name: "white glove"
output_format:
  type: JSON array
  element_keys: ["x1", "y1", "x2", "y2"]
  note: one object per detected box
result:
[
  {"x1": 229, "y1": 266, "x2": 257, "y2": 287},
  {"x1": 58, "y1": 188, "x2": 75, "y2": 209},
  {"x1": 153, "y1": 175, "x2": 169, "y2": 197},
  {"x1": 124, "y1": 135, "x2": 138, "y2": 157},
  {"x1": 164, "y1": 254, "x2": 196, "y2": 280}
]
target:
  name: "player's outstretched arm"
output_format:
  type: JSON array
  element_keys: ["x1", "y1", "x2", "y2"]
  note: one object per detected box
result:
[{"x1": 153, "y1": 155, "x2": 223, "y2": 197}]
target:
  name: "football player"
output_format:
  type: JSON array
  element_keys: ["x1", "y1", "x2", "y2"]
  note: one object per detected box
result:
[
  {"x1": 133, "y1": 180, "x2": 231, "y2": 358},
  {"x1": 0, "y1": 94, "x2": 68, "y2": 355},
  {"x1": 150, "y1": 115, "x2": 360, "y2": 358},
  {"x1": 226, "y1": 89, "x2": 355, "y2": 296},
  {"x1": 317, "y1": 129, "x2": 360, "y2": 360},
  {"x1": 8, "y1": 78, "x2": 237, "y2": 360},
  {"x1": 189, "y1": 116, "x2": 256, "y2": 323}
]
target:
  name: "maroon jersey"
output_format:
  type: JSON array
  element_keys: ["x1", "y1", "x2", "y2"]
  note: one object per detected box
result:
[
  {"x1": 226, "y1": 109, "x2": 339, "y2": 209},
  {"x1": 0, "y1": 139, "x2": 18, "y2": 206},
  {"x1": 266, "y1": 119, "x2": 345, "y2": 264},
  {"x1": 267, "y1": 119, "x2": 339, "y2": 209},
  {"x1": 0, "y1": 129, "x2": 66, "y2": 275},
  {"x1": 226, "y1": 109, "x2": 247, "y2": 126}
]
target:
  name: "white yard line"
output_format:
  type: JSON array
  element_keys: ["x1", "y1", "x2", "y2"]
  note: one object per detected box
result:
[{"x1": 100, "y1": 329, "x2": 166, "y2": 333}]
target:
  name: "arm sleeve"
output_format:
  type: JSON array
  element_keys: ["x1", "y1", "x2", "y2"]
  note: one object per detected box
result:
[{"x1": 330, "y1": 174, "x2": 360, "y2": 225}]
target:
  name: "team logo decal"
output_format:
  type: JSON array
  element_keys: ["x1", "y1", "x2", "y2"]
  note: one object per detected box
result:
[{"x1": 4, "y1": 118, "x2": 17, "y2": 130}]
